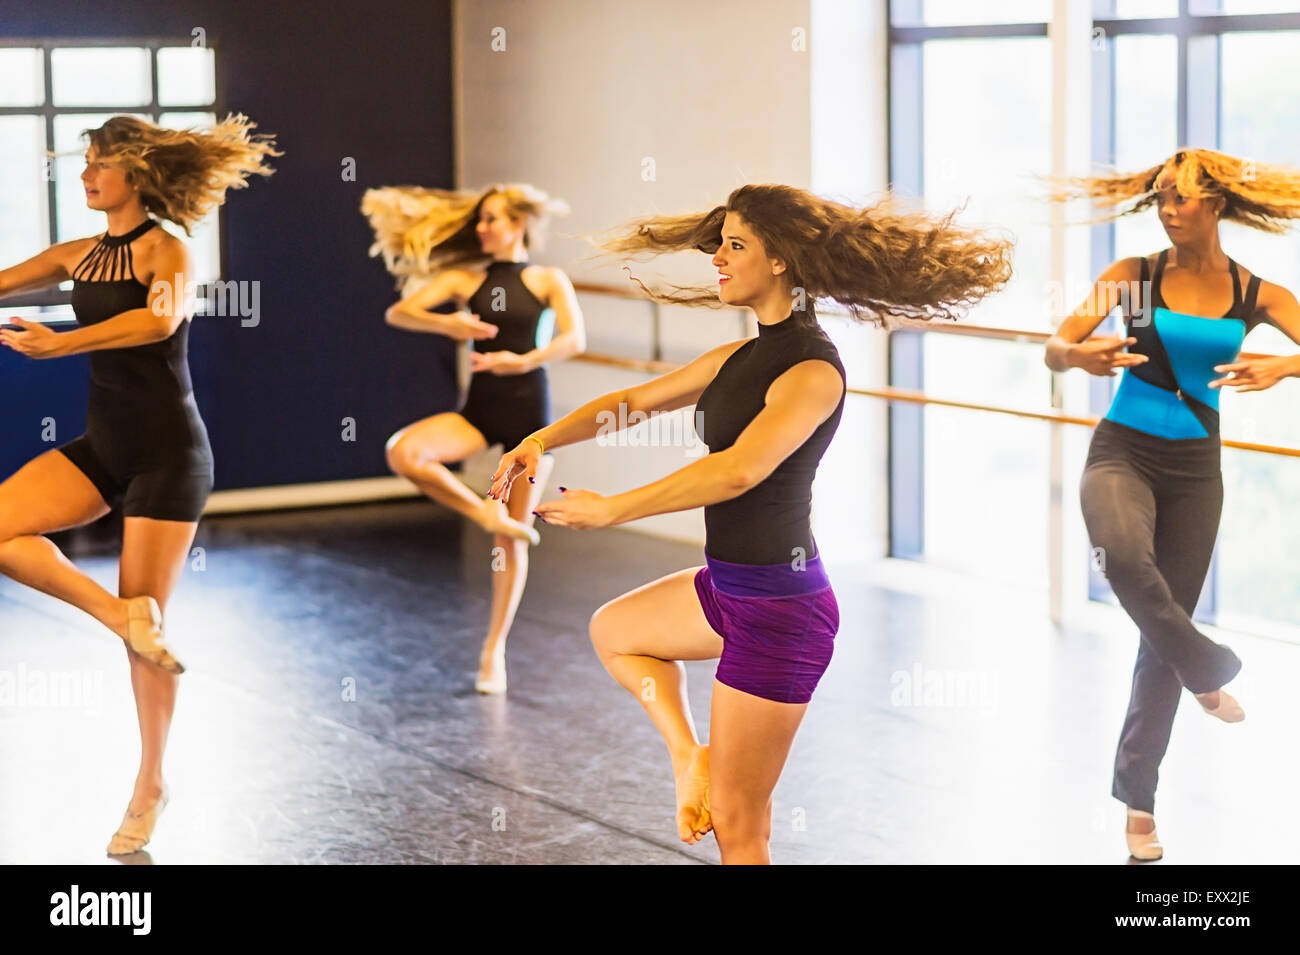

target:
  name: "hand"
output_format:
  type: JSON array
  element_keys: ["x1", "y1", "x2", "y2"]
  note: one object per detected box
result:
[
  {"x1": 0, "y1": 318, "x2": 65, "y2": 359},
  {"x1": 471, "y1": 350, "x2": 532, "y2": 376},
  {"x1": 487, "y1": 439, "x2": 542, "y2": 503},
  {"x1": 447, "y1": 311, "x2": 499, "y2": 342},
  {"x1": 1210, "y1": 356, "x2": 1292, "y2": 392},
  {"x1": 531, "y1": 487, "x2": 614, "y2": 530},
  {"x1": 1070, "y1": 336, "x2": 1148, "y2": 377}
]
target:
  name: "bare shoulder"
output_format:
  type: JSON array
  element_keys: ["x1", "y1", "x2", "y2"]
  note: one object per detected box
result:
[
  {"x1": 525, "y1": 264, "x2": 573, "y2": 305},
  {"x1": 49, "y1": 235, "x2": 101, "y2": 274},
  {"x1": 135, "y1": 226, "x2": 190, "y2": 283}
]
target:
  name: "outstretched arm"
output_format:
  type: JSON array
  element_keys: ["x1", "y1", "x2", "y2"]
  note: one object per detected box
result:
[
  {"x1": 0, "y1": 240, "x2": 87, "y2": 299},
  {"x1": 1211, "y1": 282, "x2": 1300, "y2": 390},
  {"x1": 0, "y1": 241, "x2": 189, "y2": 358},
  {"x1": 1045, "y1": 257, "x2": 1149, "y2": 376},
  {"x1": 533, "y1": 357, "x2": 843, "y2": 528}
]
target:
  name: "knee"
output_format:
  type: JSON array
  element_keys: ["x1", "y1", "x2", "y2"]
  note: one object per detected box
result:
[
  {"x1": 711, "y1": 796, "x2": 770, "y2": 847},
  {"x1": 1091, "y1": 542, "x2": 1153, "y2": 584},
  {"x1": 588, "y1": 603, "x2": 616, "y2": 654}
]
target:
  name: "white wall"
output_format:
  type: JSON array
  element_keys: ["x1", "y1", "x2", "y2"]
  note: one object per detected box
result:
[{"x1": 454, "y1": 0, "x2": 890, "y2": 559}]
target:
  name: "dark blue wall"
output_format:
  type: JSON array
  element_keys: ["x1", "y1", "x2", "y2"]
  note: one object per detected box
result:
[{"x1": 0, "y1": 0, "x2": 457, "y2": 489}]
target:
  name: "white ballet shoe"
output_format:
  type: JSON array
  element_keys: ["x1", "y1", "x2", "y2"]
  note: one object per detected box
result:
[
  {"x1": 1125, "y1": 809, "x2": 1163, "y2": 861},
  {"x1": 1197, "y1": 689, "x2": 1244, "y2": 723},
  {"x1": 125, "y1": 596, "x2": 185, "y2": 674},
  {"x1": 107, "y1": 788, "x2": 169, "y2": 856}
]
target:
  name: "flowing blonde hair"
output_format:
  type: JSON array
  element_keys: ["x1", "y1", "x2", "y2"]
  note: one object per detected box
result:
[
  {"x1": 361, "y1": 183, "x2": 569, "y2": 285},
  {"x1": 594, "y1": 183, "x2": 1014, "y2": 326},
  {"x1": 84, "y1": 114, "x2": 280, "y2": 235},
  {"x1": 1048, "y1": 148, "x2": 1300, "y2": 233}
]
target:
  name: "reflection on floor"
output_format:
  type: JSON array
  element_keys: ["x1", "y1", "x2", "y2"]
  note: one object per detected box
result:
[{"x1": 0, "y1": 499, "x2": 1295, "y2": 864}]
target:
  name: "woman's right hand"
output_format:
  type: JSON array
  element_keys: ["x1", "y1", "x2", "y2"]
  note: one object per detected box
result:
[
  {"x1": 446, "y1": 310, "x2": 499, "y2": 342},
  {"x1": 487, "y1": 439, "x2": 541, "y2": 502},
  {"x1": 1069, "y1": 335, "x2": 1149, "y2": 377}
]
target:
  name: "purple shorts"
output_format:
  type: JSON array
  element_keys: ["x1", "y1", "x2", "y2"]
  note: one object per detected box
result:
[{"x1": 693, "y1": 554, "x2": 840, "y2": 704}]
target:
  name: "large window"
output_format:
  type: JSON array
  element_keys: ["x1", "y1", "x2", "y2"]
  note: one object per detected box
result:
[
  {"x1": 0, "y1": 39, "x2": 220, "y2": 321},
  {"x1": 889, "y1": 2, "x2": 1300, "y2": 632}
]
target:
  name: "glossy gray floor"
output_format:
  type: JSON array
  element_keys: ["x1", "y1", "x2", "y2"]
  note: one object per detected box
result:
[{"x1": 0, "y1": 499, "x2": 1296, "y2": 864}]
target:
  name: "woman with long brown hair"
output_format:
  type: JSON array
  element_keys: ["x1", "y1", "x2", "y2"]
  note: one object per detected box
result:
[
  {"x1": 488, "y1": 183, "x2": 1012, "y2": 863},
  {"x1": 0, "y1": 114, "x2": 278, "y2": 854},
  {"x1": 362, "y1": 184, "x2": 586, "y2": 693},
  {"x1": 1045, "y1": 149, "x2": 1300, "y2": 860}
]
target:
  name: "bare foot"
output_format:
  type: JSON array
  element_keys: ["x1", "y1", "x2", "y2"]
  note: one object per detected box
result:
[
  {"x1": 475, "y1": 649, "x2": 507, "y2": 694},
  {"x1": 674, "y1": 745, "x2": 712, "y2": 844},
  {"x1": 107, "y1": 782, "x2": 169, "y2": 856},
  {"x1": 478, "y1": 498, "x2": 540, "y2": 545}
]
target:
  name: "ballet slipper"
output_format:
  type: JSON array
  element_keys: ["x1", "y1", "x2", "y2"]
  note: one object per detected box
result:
[
  {"x1": 475, "y1": 653, "x2": 507, "y2": 694},
  {"x1": 107, "y1": 787, "x2": 169, "y2": 856},
  {"x1": 125, "y1": 596, "x2": 185, "y2": 674},
  {"x1": 474, "y1": 671, "x2": 507, "y2": 694},
  {"x1": 1197, "y1": 689, "x2": 1245, "y2": 723},
  {"x1": 1125, "y1": 808, "x2": 1163, "y2": 861}
]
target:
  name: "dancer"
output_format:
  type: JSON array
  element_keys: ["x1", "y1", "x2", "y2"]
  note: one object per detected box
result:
[
  {"x1": 1045, "y1": 149, "x2": 1300, "y2": 860},
  {"x1": 488, "y1": 184, "x2": 1013, "y2": 863},
  {"x1": 0, "y1": 114, "x2": 278, "y2": 854},
  {"x1": 362, "y1": 184, "x2": 586, "y2": 693}
]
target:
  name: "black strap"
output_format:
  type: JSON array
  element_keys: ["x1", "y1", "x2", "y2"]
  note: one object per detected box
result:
[
  {"x1": 1150, "y1": 249, "x2": 1169, "y2": 310},
  {"x1": 1227, "y1": 258, "x2": 1243, "y2": 316},
  {"x1": 1242, "y1": 273, "x2": 1262, "y2": 323}
]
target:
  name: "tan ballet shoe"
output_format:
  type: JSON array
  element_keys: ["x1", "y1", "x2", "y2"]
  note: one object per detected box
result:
[
  {"x1": 475, "y1": 659, "x2": 507, "y2": 695},
  {"x1": 125, "y1": 596, "x2": 185, "y2": 674},
  {"x1": 1125, "y1": 810, "x2": 1163, "y2": 861},
  {"x1": 1197, "y1": 689, "x2": 1244, "y2": 723},
  {"x1": 107, "y1": 788, "x2": 169, "y2": 856}
]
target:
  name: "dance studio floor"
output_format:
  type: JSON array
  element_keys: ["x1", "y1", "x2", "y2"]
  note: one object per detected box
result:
[{"x1": 1, "y1": 498, "x2": 1297, "y2": 865}]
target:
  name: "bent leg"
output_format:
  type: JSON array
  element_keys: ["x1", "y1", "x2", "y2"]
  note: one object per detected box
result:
[
  {"x1": 1080, "y1": 463, "x2": 1233, "y2": 691},
  {"x1": 590, "y1": 566, "x2": 724, "y2": 842},
  {"x1": 0, "y1": 449, "x2": 126, "y2": 635}
]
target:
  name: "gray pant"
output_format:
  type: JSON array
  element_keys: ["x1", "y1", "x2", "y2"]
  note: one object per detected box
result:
[{"x1": 1080, "y1": 418, "x2": 1242, "y2": 813}]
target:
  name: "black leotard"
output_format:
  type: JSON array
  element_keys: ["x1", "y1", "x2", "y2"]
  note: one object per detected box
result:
[
  {"x1": 56, "y1": 218, "x2": 213, "y2": 520},
  {"x1": 457, "y1": 259, "x2": 553, "y2": 450},
  {"x1": 695, "y1": 312, "x2": 847, "y2": 564}
]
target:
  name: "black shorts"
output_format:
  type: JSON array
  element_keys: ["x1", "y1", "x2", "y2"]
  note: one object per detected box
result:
[
  {"x1": 459, "y1": 368, "x2": 551, "y2": 451},
  {"x1": 58, "y1": 394, "x2": 214, "y2": 522}
]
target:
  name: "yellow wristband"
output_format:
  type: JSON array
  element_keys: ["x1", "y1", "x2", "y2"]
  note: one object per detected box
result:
[{"x1": 524, "y1": 435, "x2": 545, "y2": 454}]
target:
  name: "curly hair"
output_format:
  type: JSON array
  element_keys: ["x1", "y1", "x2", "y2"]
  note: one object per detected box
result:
[
  {"x1": 84, "y1": 113, "x2": 280, "y2": 235},
  {"x1": 592, "y1": 183, "x2": 1014, "y2": 327},
  {"x1": 361, "y1": 183, "x2": 570, "y2": 285},
  {"x1": 1047, "y1": 148, "x2": 1300, "y2": 233}
]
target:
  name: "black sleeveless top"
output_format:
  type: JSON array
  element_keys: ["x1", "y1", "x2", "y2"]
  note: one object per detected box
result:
[
  {"x1": 695, "y1": 312, "x2": 847, "y2": 564},
  {"x1": 70, "y1": 218, "x2": 196, "y2": 411},
  {"x1": 466, "y1": 260, "x2": 551, "y2": 357}
]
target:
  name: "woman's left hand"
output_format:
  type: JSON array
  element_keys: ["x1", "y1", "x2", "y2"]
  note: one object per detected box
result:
[
  {"x1": 0, "y1": 318, "x2": 65, "y2": 359},
  {"x1": 1210, "y1": 356, "x2": 1292, "y2": 392},
  {"x1": 532, "y1": 487, "x2": 615, "y2": 529},
  {"x1": 471, "y1": 350, "x2": 531, "y2": 376}
]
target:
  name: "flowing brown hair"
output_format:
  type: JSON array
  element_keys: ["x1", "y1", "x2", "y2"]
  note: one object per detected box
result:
[
  {"x1": 1047, "y1": 148, "x2": 1300, "y2": 233},
  {"x1": 84, "y1": 114, "x2": 280, "y2": 235},
  {"x1": 592, "y1": 183, "x2": 1014, "y2": 327},
  {"x1": 361, "y1": 183, "x2": 570, "y2": 285}
]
